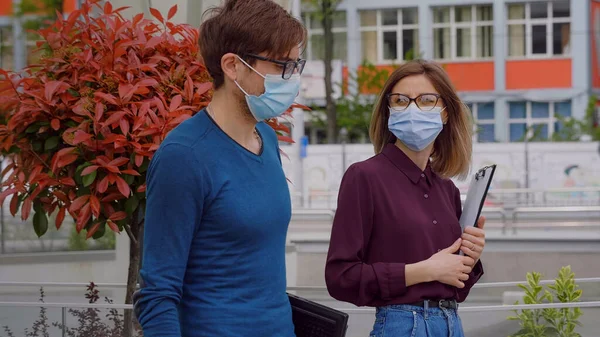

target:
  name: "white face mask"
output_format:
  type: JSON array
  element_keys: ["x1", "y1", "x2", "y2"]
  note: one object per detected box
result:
[
  {"x1": 388, "y1": 104, "x2": 446, "y2": 152},
  {"x1": 234, "y1": 56, "x2": 301, "y2": 121}
]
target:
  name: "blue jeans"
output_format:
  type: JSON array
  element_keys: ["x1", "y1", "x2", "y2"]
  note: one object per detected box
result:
[{"x1": 369, "y1": 304, "x2": 465, "y2": 337}]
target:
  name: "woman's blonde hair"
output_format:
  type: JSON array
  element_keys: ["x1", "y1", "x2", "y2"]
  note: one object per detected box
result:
[{"x1": 369, "y1": 59, "x2": 472, "y2": 179}]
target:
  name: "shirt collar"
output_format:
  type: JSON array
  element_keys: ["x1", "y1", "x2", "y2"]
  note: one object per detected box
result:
[{"x1": 382, "y1": 143, "x2": 434, "y2": 185}]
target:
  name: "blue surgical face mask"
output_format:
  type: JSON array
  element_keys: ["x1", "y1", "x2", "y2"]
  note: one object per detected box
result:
[
  {"x1": 234, "y1": 56, "x2": 301, "y2": 121},
  {"x1": 388, "y1": 103, "x2": 446, "y2": 152}
]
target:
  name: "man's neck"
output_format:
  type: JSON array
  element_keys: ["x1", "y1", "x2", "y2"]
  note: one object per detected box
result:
[
  {"x1": 394, "y1": 140, "x2": 432, "y2": 171},
  {"x1": 208, "y1": 89, "x2": 258, "y2": 149}
]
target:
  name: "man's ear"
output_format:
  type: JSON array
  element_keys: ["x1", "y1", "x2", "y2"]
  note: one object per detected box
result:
[{"x1": 221, "y1": 53, "x2": 238, "y2": 82}]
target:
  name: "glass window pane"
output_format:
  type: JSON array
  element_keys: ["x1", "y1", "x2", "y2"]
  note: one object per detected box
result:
[
  {"x1": 0, "y1": 26, "x2": 14, "y2": 70},
  {"x1": 309, "y1": 13, "x2": 322, "y2": 29},
  {"x1": 433, "y1": 7, "x2": 450, "y2": 23},
  {"x1": 360, "y1": 10, "x2": 377, "y2": 27},
  {"x1": 383, "y1": 31, "x2": 398, "y2": 60},
  {"x1": 478, "y1": 103, "x2": 495, "y2": 120},
  {"x1": 530, "y1": 2, "x2": 548, "y2": 19},
  {"x1": 309, "y1": 34, "x2": 324, "y2": 60},
  {"x1": 476, "y1": 25, "x2": 493, "y2": 58},
  {"x1": 509, "y1": 102, "x2": 526, "y2": 119},
  {"x1": 434, "y1": 27, "x2": 450, "y2": 59},
  {"x1": 361, "y1": 31, "x2": 378, "y2": 63},
  {"x1": 553, "y1": 0, "x2": 570, "y2": 18},
  {"x1": 510, "y1": 123, "x2": 527, "y2": 142},
  {"x1": 456, "y1": 6, "x2": 472, "y2": 22},
  {"x1": 402, "y1": 29, "x2": 418, "y2": 60},
  {"x1": 555, "y1": 101, "x2": 572, "y2": 117},
  {"x1": 402, "y1": 8, "x2": 418, "y2": 25},
  {"x1": 457, "y1": 28, "x2": 472, "y2": 58},
  {"x1": 531, "y1": 102, "x2": 550, "y2": 118},
  {"x1": 531, "y1": 124, "x2": 549, "y2": 140},
  {"x1": 476, "y1": 5, "x2": 493, "y2": 21},
  {"x1": 508, "y1": 4, "x2": 525, "y2": 20},
  {"x1": 382, "y1": 10, "x2": 398, "y2": 26},
  {"x1": 477, "y1": 124, "x2": 495, "y2": 142},
  {"x1": 333, "y1": 32, "x2": 347, "y2": 61},
  {"x1": 532, "y1": 25, "x2": 547, "y2": 54},
  {"x1": 332, "y1": 11, "x2": 347, "y2": 28},
  {"x1": 508, "y1": 24, "x2": 525, "y2": 56},
  {"x1": 553, "y1": 23, "x2": 570, "y2": 55}
]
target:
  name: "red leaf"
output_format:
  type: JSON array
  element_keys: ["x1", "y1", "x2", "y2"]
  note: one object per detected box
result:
[
  {"x1": 115, "y1": 176, "x2": 130, "y2": 197},
  {"x1": 103, "y1": 1, "x2": 113, "y2": 14},
  {"x1": 196, "y1": 82, "x2": 213, "y2": 95},
  {"x1": 57, "y1": 147, "x2": 77, "y2": 157},
  {"x1": 51, "y1": 119, "x2": 60, "y2": 130},
  {"x1": 73, "y1": 130, "x2": 93, "y2": 144},
  {"x1": 21, "y1": 197, "x2": 32, "y2": 221},
  {"x1": 0, "y1": 188, "x2": 17, "y2": 204},
  {"x1": 107, "y1": 219, "x2": 120, "y2": 233},
  {"x1": 76, "y1": 204, "x2": 91, "y2": 233},
  {"x1": 104, "y1": 111, "x2": 127, "y2": 126},
  {"x1": 137, "y1": 184, "x2": 146, "y2": 193},
  {"x1": 109, "y1": 211, "x2": 127, "y2": 221},
  {"x1": 57, "y1": 154, "x2": 78, "y2": 168},
  {"x1": 81, "y1": 165, "x2": 99, "y2": 176},
  {"x1": 135, "y1": 155, "x2": 144, "y2": 167},
  {"x1": 122, "y1": 169, "x2": 141, "y2": 176},
  {"x1": 86, "y1": 221, "x2": 102, "y2": 239},
  {"x1": 98, "y1": 176, "x2": 109, "y2": 193},
  {"x1": 45, "y1": 81, "x2": 69, "y2": 101},
  {"x1": 94, "y1": 92, "x2": 119, "y2": 105},
  {"x1": 145, "y1": 36, "x2": 162, "y2": 50},
  {"x1": 101, "y1": 193, "x2": 125, "y2": 202},
  {"x1": 70, "y1": 195, "x2": 89, "y2": 212},
  {"x1": 169, "y1": 94, "x2": 182, "y2": 112},
  {"x1": 119, "y1": 118, "x2": 130, "y2": 136},
  {"x1": 108, "y1": 157, "x2": 129, "y2": 167},
  {"x1": 149, "y1": 7, "x2": 165, "y2": 23},
  {"x1": 94, "y1": 102, "x2": 104, "y2": 121},
  {"x1": 60, "y1": 177, "x2": 76, "y2": 186},
  {"x1": 9, "y1": 194, "x2": 18, "y2": 217},
  {"x1": 167, "y1": 5, "x2": 177, "y2": 20},
  {"x1": 90, "y1": 195, "x2": 100, "y2": 217},
  {"x1": 55, "y1": 206, "x2": 66, "y2": 229}
]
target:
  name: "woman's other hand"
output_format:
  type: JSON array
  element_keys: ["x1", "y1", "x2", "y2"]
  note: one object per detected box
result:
[{"x1": 425, "y1": 238, "x2": 475, "y2": 288}]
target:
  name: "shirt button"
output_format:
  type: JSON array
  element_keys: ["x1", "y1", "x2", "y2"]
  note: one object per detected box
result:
[
  {"x1": 424, "y1": 194, "x2": 429, "y2": 199},
  {"x1": 421, "y1": 173, "x2": 425, "y2": 178},
  {"x1": 433, "y1": 220, "x2": 438, "y2": 225}
]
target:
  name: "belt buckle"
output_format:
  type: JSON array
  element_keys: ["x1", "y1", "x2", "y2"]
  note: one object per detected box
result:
[{"x1": 439, "y1": 299, "x2": 456, "y2": 309}]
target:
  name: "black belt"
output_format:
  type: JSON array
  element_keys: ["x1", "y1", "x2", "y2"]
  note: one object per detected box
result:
[{"x1": 410, "y1": 299, "x2": 458, "y2": 309}]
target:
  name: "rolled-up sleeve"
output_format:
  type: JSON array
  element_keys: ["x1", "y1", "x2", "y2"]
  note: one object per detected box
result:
[
  {"x1": 133, "y1": 143, "x2": 203, "y2": 337},
  {"x1": 325, "y1": 164, "x2": 408, "y2": 307}
]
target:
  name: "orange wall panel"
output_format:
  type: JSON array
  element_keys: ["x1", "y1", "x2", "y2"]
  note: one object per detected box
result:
[
  {"x1": 506, "y1": 59, "x2": 571, "y2": 89},
  {"x1": 0, "y1": 2, "x2": 12, "y2": 16},
  {"x1": 442, "y1": 62, "x2": 495, "y2": 91},
  {"x1": 63, "y1": 0, "x2": 77, "y2": 13}
]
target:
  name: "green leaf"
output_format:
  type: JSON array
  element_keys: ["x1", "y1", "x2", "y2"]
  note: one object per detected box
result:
[
  {"x1": 26, "y1": 124, "x2": 39, "y2": 133},
  {"x1": 32, "y1": 140, "x2": 43, "y2": 152},
  {"x1": 33, "y1": 211, "x2": 48, "y2": 237},
  {"x1": 92, "y1": 220, "x2": 107, "y2": 240},
  {"x1": 82, "y1": 170, "x2": 97, "y2": 187},
  {"x1": 125, "y1": 194, "x2": 139, "y2": 215},
  {"x1": 124, "y1": 174, "x2": 135, "y2": 185},
  {"x1": 44, "y1": 136, "x2": 60, "y2": 151}
]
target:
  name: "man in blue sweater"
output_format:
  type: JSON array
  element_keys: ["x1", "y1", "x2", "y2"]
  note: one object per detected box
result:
[{"x1": 133, "y1": 1, "x2": 307, "y2": 336}]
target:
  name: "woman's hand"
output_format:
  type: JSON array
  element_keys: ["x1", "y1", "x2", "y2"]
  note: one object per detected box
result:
[
  {"x1": 460, "y1": 216, "x2": 486, "y2": 265},
  {"x1": 425, "y1": 238, "x2": 475, "y2": 288}
]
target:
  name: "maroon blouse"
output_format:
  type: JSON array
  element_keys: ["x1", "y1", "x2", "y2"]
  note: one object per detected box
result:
[{"x1": 325, "y1": 143, "x2": 483, "y2": 307}]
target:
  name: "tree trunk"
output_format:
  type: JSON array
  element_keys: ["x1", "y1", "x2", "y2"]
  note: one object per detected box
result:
[
  {"x1": 322, "y1": 0, "x2": 337, "y2": 144},
  {"x1": 123, "y1": 207, "x2": 144, "y2": 337}
]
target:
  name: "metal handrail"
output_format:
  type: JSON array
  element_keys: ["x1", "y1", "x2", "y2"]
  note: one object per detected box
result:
[
  {"x1": 1, "y1": 278, "x2": 599, "y2": 290},
  {"x1": 0, "y1": 300, "x2": 598, "y2": 314}
]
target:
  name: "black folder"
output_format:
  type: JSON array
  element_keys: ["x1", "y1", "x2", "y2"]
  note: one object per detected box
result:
[{"x1": 288, "y1": 293, "x2": 349, "y2": 337}]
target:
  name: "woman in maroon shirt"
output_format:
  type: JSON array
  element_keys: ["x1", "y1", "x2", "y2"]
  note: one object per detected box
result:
[{"x1": 325, "y1": 60, "x2": 486, "y2": 337}]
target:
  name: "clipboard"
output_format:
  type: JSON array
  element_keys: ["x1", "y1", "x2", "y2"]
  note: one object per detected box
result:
[{"x1": 459, "y1": 164, "x2": 496, "y2": 231}]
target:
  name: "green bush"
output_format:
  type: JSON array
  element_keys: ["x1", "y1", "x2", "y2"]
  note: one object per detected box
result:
[{"x1": 508, "y1": 266, "x2": 583, "y2": 337}]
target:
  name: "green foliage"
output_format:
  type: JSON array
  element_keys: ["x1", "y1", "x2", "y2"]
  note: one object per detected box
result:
[
  {"x1": 508, "y1": 266, "x2": 583, "y2": 337},
  {"x1": 551, "y1": 95, "x2": 599, "y2": 142},
  {"x1": 16, "y1": 0, "x2": 63, "y2": 31},
  {"x1": 68, "y1": 225, "x2": 116, "y2": 251}
]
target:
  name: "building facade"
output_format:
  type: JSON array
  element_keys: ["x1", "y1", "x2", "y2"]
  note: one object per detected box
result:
[{"x1": 304, "y1": 0, "x2": 598, "y2": 143}]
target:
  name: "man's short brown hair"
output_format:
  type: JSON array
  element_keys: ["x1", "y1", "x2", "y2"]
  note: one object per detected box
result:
[{"x1": 199, "y1": 0, "x2": 307, "y2": 89}]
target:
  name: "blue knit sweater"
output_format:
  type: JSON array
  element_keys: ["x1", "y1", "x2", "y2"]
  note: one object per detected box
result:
[{"x1": 134, "y1": 110, "x2": 294, "y2": 337}]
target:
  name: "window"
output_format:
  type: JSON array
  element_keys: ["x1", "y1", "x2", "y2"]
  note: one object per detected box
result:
[
  {"x1": 432, "y1": 5, "x2": 494, "y2": 60},
  {"x1": 507, "y1": 1, "x2": 570, "y2": 57},
  {"x1": 303, "y1": 11, "x2": 348, "y2": 62},
  {"x1": 467, "y1": 102, "x2": 496, "y2": 142},
  {"x1": 508, "y1": 101, "x2": 572, "y2": 142},
  {"x1": 359, "y1": 8, "x2": 419, "y2": 64}
]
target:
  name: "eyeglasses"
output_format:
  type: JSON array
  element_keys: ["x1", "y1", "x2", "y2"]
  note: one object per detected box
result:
[
  {"x1": 245, "y1": 53, "x2": 306, "y2": 80},
  {"x1": 387, "y1": 93, "x2": 442, "y2": 112}
]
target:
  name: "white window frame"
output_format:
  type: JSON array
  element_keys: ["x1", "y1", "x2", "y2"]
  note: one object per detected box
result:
[
  {"x1": 507, "y1": 101, "x2": 570, "y2": 141},
  {"x1": 303, "y1": 12, "x2": 348, "y2": 61},
  {"x1": 431, "y1": 5, "x2": 494, "y2": 62},
  {"x1": 359, "y1": 8, "x2": 419, "y2": 64},
  {"x1": 469, "y1": 102, "x2": 496, "y2": 143},
  {"x1": 506, "y1": 1, "x2": 571, "y2": 59}
]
